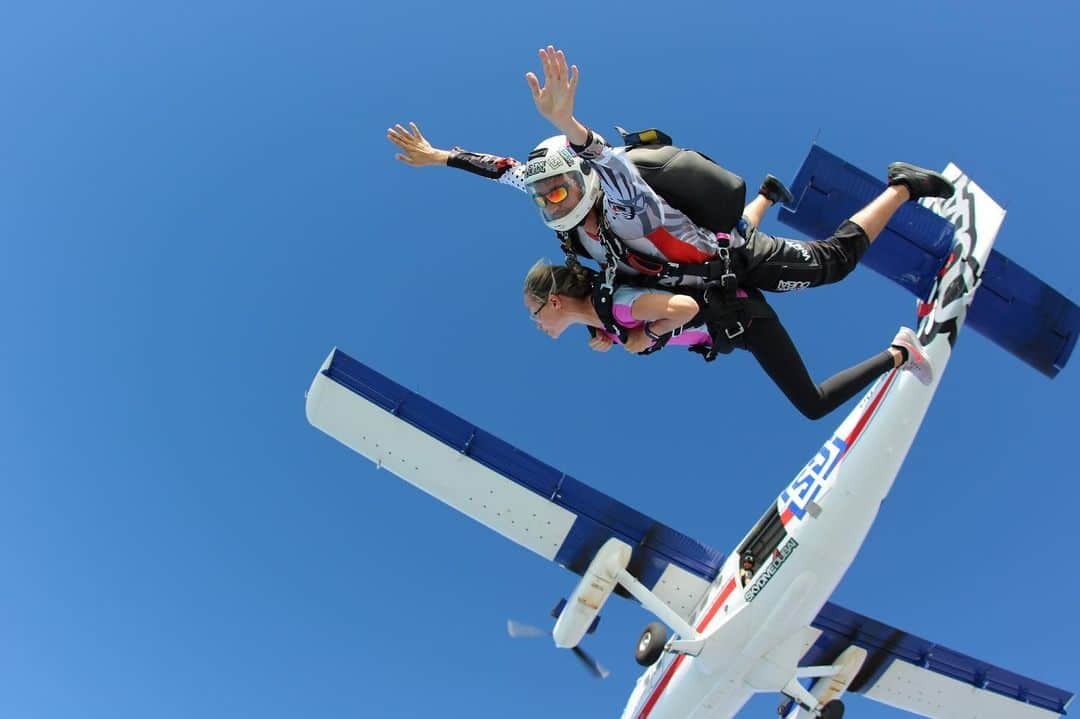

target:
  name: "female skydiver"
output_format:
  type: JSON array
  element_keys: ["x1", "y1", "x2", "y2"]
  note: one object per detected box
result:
[{"x1": 522, "y1": 261, "x2": 930, "y2": 420}]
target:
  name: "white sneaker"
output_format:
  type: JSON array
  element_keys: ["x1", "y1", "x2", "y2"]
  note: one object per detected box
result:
[{"x1": 891, "y1": 326, "x2": 934, "y2": 385}]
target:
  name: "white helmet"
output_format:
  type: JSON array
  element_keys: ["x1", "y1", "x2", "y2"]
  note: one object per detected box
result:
[{"x1": 523, "y1": 135, "x2": 601, "y2": 232}]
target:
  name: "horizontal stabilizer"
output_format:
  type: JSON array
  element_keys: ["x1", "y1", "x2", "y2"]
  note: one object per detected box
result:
[
  {"x1": 969, "y1": 250, "x2": 1079, "y2": 377},
  {"x1": 801, "y1": 601, "x2": 1073, "y2": 717},
  {"x1": 305, "y1": 349, "x2": 725, "y2": 621},
  {"x1": 778, "y1": 145, "x2": 1078, "y2": 377}
]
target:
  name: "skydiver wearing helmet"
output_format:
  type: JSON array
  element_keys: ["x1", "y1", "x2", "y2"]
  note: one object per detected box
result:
[
  {"x1": 522, "y1": 136, "x2": 597, "y2": 232},
  {"x1": 387, "y1": 45, "x2": 956, "y2": 419},
  {"x1": 387, "y1": 123, "x2": 791, "y2": 289},
  {"x1": 388, "y1": 46, "x2": 952, "y2": 295}
]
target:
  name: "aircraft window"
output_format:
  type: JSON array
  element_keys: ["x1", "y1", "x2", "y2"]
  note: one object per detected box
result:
[{"x1": 737, "y1": 503, "x2": 787, "y2": 586}]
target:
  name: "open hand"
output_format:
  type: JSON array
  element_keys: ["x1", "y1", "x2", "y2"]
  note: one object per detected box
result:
[
  {"x1": 525, "y1": 46, "x2": 579, "y2": 132},
  {"x1": 588, "y1": 332, "x2": 614, "y2": 352},
  {"x1": 386, "y1": 122, "x2": 449, "y2": 167}
]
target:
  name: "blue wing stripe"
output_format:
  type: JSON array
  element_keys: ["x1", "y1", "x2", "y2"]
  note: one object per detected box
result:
[
  {"x1": 323, "y1": 349, "x2": 725, "y2": 584},
  {"x1": 807, "y1": 601, "x2": 1073, "y2": 714}
]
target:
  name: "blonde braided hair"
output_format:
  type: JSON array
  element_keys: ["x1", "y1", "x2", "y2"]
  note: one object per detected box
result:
[{"x1": 523, "y1": 259, "x2": 594, "y2": 304}]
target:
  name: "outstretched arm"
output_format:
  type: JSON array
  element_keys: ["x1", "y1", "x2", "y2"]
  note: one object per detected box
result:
[
  {"x1": 387, "y1": 122, "x2": 451, "y2": 167},
  {"x1": 523, "y1": 47, "x2": 719, "y2": 260},
  {"x1": 523, "y1": 47, "x2": 656, "y2": 220},
  {"x1": 525, "y1": 46, "x2": 588, "y2": 145},
  {"x1": 386, "y1": 121, "x2": 527, "y2": 191}
]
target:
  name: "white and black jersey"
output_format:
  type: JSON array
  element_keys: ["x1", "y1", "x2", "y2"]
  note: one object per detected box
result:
[{"x1": 447, "y1": 131, "x2": 742, "y2": 285}]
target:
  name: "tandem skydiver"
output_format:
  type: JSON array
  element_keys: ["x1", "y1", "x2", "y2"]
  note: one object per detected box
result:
[
  {"x1": 522, "y1": 260, "x2": 928, "y2": 420},
  {"x1": 387, "y1": 46, "x2": 954, "y2": 419}
]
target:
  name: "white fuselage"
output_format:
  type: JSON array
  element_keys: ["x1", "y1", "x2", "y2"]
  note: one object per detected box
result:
[
  {"x1": 621, "y1": 171, "x2": 1003, "y2": 719},
  {"x1": 621, "y1": 356, "x2": 946, "y2": 719}
]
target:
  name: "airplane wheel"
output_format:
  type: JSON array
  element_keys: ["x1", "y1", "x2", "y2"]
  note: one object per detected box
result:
[
  {"x1": 635, "y1": 622, "x2": 668, "y2": 666},
  {"x1": 818, "y1": 699, "x2": 845, "y2": 719}
]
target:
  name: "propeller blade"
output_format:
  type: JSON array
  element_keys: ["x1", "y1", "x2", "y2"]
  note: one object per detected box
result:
[
  {"x1": 506, "y1": 619, "x2": 547, "y2": 639},
  {"x1": 571, "y1": 645, "x2": 610, "y2": 680},
  {"x1": 507, "y1": 619, "x2": 609, "y2": 679}
]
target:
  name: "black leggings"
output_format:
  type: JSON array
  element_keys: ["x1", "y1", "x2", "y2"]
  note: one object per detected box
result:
[
  {"x1": 729, "y1": 218, "x2": 888, "y2": 419},
  {"x1": 742, "y1": 316, "x2": 894, "y2": 420}
]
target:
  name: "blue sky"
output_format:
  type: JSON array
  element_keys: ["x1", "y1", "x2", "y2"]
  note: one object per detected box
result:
[{"x1": 2, "y1": 1, "x2": 1078, "y2": 717}]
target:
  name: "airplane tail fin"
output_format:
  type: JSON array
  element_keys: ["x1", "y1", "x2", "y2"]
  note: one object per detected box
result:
[{"x1": 778, "y1": 146, "x2": 1079, "y2": 377}]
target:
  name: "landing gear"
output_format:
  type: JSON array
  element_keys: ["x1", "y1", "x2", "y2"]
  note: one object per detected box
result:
[
  {"x1": 819, "y1": 699, "x2": 845, "y2": 719},
  {"x1": 777, "y1": 696, "x2": 845, "y2": 718},
  {"x1": 634, "y1": 622, "x2": 668, "y2": 666}
]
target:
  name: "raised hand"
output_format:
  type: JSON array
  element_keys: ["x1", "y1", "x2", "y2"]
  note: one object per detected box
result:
[
  {"x1": 386, "y1": 122, "x2": 450, "y2": 167},
  {"x1": 525, "y1": 46, "x2": 581, "y2": 137}
]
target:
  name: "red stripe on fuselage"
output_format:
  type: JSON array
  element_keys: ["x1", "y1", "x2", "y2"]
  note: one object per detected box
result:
[
  {"x1": 841, "y1": 369, "x2": 898, "y2": 454},
  {"x1": 780, "y1": 507, "x2": 794, "y2": 526},
  {"x1": 637, "y1": 371, "x2": 901, "y2": 717},
  {"x1": 695, "y1": 579, "x2": 737, "y2": 633},
  {"x1": 645, "y1": 228, "x2": 713, "y2": 264},
  {"x1": 637, "y1": 578, "x2": 737, "y2": 718}
]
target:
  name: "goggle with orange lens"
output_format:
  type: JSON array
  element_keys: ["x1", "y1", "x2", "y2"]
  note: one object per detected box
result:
[{"x1": 532, "y1": 184, "x2": 569, "y2": 208}]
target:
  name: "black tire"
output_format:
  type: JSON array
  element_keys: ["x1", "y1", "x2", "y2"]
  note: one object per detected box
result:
[
  {"x1": 819, "y1": 699, "x2": 845, "y2": 719},
  {"x1": 634, "y1": 622, "x2": 668, "y2": 666}
]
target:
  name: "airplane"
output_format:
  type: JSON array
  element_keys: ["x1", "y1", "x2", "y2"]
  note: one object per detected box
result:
[{"x1": 304, "y1": 149, "x2": 1078, "y2": 718}]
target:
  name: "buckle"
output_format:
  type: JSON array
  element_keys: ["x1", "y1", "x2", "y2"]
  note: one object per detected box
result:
[
  {"x1": 725, "y1": 322, "x2": 745, "y2": 339},
  {"x1": 721, "y1": 272, "x2": 737, "y2": 289}
]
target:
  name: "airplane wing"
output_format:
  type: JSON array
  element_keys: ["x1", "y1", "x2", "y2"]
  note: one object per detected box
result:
[
  {"x1": 792, "y1": 600, "x2": 1073, "y2": 718},
  {"x1": 305, "y1": 348, "x2": 725, "y2": 622}
]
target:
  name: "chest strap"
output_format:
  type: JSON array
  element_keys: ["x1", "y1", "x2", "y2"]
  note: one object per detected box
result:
[
  {"x1": 558, "y1": 220, "x2": 762, "y2": 357},
  {"x1": 557, "y1": 219, "x2": 741, "y2": 300}
]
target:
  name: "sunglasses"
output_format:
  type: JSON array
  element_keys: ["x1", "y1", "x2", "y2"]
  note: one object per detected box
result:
[
  {"x1": 531, "y1": 296, "x2": 550, "y2": 318},
  {"x1": 530, "y1": 268, "x2": 558, "y2": 319},
  {"x1": 532, "y1": 184, "x2": 570, "y2": 208}
]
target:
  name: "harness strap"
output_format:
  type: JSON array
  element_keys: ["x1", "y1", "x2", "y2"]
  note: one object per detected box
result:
[
  {"x1": 590, "y1": 279, "x2": 628, "y2": 343},
  {"x1": 558, "y1": 220, "x2": 760, "y2": 356},
  {"x1": 581, "y1": 275, "x2": 773, "y2": 360},
  {"x1": 597, "y1": 220, "x2": 740, "y2": 299},
  {"x1": 557, "y1": 210, "x2": 740, "y2": 291},
  {"x1": 687, "y1": 289, "x2": 776, "y2": 362},
  {"x1": 637, "y1": 325, "x2": 682, "y2": 356}
]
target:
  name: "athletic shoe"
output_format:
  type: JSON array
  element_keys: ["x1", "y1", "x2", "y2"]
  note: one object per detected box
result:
[
  {"x1": 759, "y1": 174, "x2": 794, "y2": 205},
  {"x1": 891, "y1": 326, "x2": 934, "y2": 384},
  {"x1": 887, "y1": 162, "x2": 955, "y2": 201}
]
